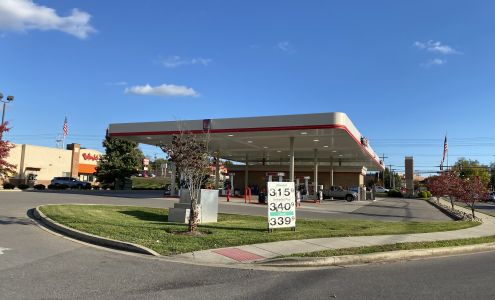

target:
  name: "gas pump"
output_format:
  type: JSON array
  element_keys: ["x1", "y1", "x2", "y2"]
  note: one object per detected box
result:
[
  {"x1": 228, "y1": 172, "x2": 235, "y2": 193},
  {"x1": 303, "y1": 176, "x2": 311, "y2": 201},
  {"x1": 266, "y1": 172, "x2": 285, "y2": 182}
]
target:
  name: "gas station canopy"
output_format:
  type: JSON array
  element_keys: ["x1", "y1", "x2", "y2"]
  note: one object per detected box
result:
[{"x1": 108, "y1": 112, "x2": 384, "y2": 171}]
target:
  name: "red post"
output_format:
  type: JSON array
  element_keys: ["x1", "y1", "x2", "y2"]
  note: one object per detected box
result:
[{"x1": 227, "y1": 187, "x2": 231, "y2": 202}]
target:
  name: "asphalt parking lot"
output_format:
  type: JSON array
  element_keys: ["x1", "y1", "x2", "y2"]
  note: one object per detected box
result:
[{"x1": 1, "y1": 190, "x2": 452, "y2": 222}]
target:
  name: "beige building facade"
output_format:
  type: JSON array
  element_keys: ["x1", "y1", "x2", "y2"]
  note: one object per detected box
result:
[{"x1": 5, "y1": 143, "x2": 101, "y2": 186}]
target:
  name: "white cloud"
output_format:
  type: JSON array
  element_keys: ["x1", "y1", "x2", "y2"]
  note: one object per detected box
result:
[
  {"x1": 276, "y1": 41, "x2": 295, "y2": 53},
  {"x1": 421, "y1": 58, "x2": 446, "y2": 68},
  {"x1": 0, "y1": 0, "x2": 95, "y2": 39},
  {"x1": 124, "y1": 84, "x2": 199, "y2": 97},
  {"x1": 159, "y1": 56, "x2": 212, "y2": 68},
  {"x1": 414, "y1": 40, "x2": 460, "y2": 55}
]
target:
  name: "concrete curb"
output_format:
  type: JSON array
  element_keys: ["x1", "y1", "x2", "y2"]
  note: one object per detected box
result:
[
  {"x1": 426, "y1": 199, "x2": 462, "y2": 220},
  {"x1": 259, "y1": 242, "x2": 495, "y2": 267},
  {"x1": 33, "y1": 205, "x2": 160, "y2": 256}
]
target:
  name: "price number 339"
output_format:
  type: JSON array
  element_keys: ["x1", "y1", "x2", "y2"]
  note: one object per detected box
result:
[{"x1": 269, "y1": 216, "x2": 293, "y2": 226}]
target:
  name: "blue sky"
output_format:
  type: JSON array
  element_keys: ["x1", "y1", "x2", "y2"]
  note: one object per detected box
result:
[{"x1": 1, "y1": 0, "x2": 494, "y2": 174}]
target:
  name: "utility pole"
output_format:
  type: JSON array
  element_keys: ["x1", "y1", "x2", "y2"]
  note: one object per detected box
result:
[
  {"x1": 391, "y1": 168, "x2": 396, "y2": 189},
  {"x1": 388, "y1": 164, "x2": 394, "y2": 189},
  {"x1": 379, "y1": 153, "x2": 388, "y2": 185}
]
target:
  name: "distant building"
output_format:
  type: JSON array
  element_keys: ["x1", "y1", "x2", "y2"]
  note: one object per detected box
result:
[{"x1": 5, "y1": 143, "x2": 101, "y2": 186}]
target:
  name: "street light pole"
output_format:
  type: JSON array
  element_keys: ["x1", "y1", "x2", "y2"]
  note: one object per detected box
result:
[{"x1": 0, "y1": 93, "x2": 15, "y2": 124}]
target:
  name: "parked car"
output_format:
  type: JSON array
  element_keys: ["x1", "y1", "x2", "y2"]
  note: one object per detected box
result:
[
  {"x1": 486, "y1": 192, "x2": 495, "y2": 202},
  {"x1": 375, "y1": 186, "x2": 389, "y2": 193},
  {"x1": 349, "y1": 187, "x2": 357, "y2": 193},
  {"x1": 323, "y1": 186, "x2": 358, "y2": 201},
  {"x1": 50, "y1": 177, "x2": 91, "y2": 189}
]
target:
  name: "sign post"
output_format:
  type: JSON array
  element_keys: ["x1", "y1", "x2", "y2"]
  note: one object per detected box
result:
[{"x1": 267, "y1": 181, "x2": 296, "y2": 232}]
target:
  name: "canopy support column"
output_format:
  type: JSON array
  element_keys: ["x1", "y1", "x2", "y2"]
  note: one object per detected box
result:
[
  {"x1": 314, "y1": 148, "x2": 318, "y2": 194},
  {"x1": 329, "y1": 156, "x2": 334, "y2": 187},
  {"x1": 289, "y1": 137, "x2": 295, "y2": 182},
  {"x1": 244, "y1": 153, "x2": 249, "y2": 189}
]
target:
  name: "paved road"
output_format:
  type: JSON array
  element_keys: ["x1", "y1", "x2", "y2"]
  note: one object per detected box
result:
[{"x1": 1, "y1": 191, "x2": 471, "y2": 299}]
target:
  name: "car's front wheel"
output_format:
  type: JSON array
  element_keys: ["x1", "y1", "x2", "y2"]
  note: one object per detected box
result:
[{"x1": 346, "y1": 195, "x2": 354, "y2": 202}]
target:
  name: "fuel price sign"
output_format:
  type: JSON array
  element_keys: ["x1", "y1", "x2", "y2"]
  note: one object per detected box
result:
[{"x1": 267, "y1": 181, "x2": 296, "y2": 230}]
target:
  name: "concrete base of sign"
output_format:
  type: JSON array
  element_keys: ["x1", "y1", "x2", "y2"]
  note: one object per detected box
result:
[
  {"x1": 168, "y1": 189, "x2": 218, "y2": 224},
  {"x1": 168, "y1": 207, "x2": 191, "y2": 224}
]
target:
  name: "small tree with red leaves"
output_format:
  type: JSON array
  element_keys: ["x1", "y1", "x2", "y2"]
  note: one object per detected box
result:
[
  {"x1": 456, "y1": 176, "x2": 488, "y2": 218},
  {"x1": 0, "y1": 122, "x2": 16, "y2": 180},
  {"x1": 428, "y1": 171, "x2": 462, "y2": 210},
  {"x1": 427, "y1": 175, "x2": 445, "y2": 204}
]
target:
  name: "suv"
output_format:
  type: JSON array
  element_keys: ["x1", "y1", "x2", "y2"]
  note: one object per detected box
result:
[
  {"x1": 375, "y1": 186, "x2": 389, "y2": 193},
  {"x1": 51, "y1": 177, "x2": 91, "y2": 189},
  {"x1": 324, "y1": 186, "x2": 358, "y2": 201}
]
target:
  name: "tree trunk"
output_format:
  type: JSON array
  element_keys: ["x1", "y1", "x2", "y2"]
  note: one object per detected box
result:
[
  {"x1": 450, "y1": 197, "x2": 455, "y2": 210},
  {"x1": 188, "y1": 194, "x2": 199, "y2": 232},
  {"x1": 471, "y1": 204, "x2": 476, "y2": 218},
  {"x1": 436, "y1": 196, "x2": 440, "y2": 204}
]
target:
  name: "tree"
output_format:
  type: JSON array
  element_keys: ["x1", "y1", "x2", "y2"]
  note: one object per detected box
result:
[
  {"x1": 95, "y1": 136, "x2": 143, "y2": 189},
  {"x1": 0, "y1": 122, "x2": 16, "y2": 179},
  {"x1": 490, "y1": 162, "x2": 495, "y2": 190},
  {"x1": 381, "y1": 167, "x2": 402, "y2": 189},
  {"x1": 452, "y1": 158, "x2": 490, "y2": 186},
  {"x1": 427, "y1": 171, "x2": 462, "y2": 209},
  {"x1": 427, "y1": 175, "x2": 443, "y2": 203},
  {"x1": 456, "y1": 176, "x2": 488, "y2": 218},
  {"x1": 150, "y1": 158, "x2": 167, "y2": 176},
  {"x1": 160, "y1": 132, "x2": 211, "y2": 233}
]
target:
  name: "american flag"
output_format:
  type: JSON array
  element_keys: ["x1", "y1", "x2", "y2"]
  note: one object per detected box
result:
[
  {"x1": 440, "y1": 135, "x2": 448, "y2": 170},
  {"x1": 63, "y1": 117, "x2": 68, "y2": 137}
]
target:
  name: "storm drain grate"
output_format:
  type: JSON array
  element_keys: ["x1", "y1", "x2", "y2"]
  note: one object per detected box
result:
[{"x1": 212, "y1": 248, "x2": 265, "y2": 262}]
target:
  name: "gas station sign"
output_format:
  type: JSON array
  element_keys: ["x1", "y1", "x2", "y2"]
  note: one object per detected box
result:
[{"x1": 267, "y1": 181, "x2": 296, "y2": 231}]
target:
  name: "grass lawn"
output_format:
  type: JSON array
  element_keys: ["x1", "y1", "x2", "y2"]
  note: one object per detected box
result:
[
  {"x1": 285, "y1": 235, "x2": 495, "y2": 258},
  {"x1": 39, "y1": 204, "x2": 479, "y2": 256},
  {"x1": 131, "y1": 177, "x2": 170, "y2": 189}
]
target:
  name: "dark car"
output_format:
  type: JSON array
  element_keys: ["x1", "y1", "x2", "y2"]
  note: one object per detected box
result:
[{"x1": 50, "y1": 177, "x2": 91, "y2": 189}]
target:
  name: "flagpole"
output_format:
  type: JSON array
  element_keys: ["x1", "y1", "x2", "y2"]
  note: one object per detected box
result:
[{"x1": 446, "y1": 132, "x2": 449, "y2": 171}]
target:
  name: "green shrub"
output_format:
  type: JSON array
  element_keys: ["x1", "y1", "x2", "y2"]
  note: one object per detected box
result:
[
  {"x1": 426, "y1": 191, "x2": 432, "y2": 198},
  {"x1": 17, "y1": 184, "x2": 29, "y2": 190},
  {"x1": 101, "y1": 184, "x2": 114, "y2": 190},
  {"x1": 417, "y1": 191, "x2": 427, "y2": 198},
  {"x1": 387, "y1": 189, "x2": 403, "y2": 197},
  {"x1": 48, "y1": 184, "x2": 68, "y2": 190},
  {"x1": 2, "y1": 182, "x2": 15, "y2": 189},
  {"x1": 34, "y1": 184, "x2": 46, "y2": 190}
]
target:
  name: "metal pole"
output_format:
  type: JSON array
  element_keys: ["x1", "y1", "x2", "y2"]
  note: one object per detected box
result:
[
  {"x1": 329, "y1": 156, "x2": 334, "y2": 187},
  {"x1": 388, "y1": 164, "x2": 393, "y2": 189},
  {"x1": 244, "y1": 153, "x2": 249, "y2": 189},
  {"x1": 289, "y1": 137, "x2": 295, "y2": 183},
  {"x1": 314, "y1": 148, "x2": 318, "y2": 194},
  {"x1": 1, "y1": 102, "x2": 6, "y2": 124}
]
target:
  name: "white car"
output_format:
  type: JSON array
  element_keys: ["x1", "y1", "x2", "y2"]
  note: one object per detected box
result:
[{"x1": 375, "y1": 186, "x2": 389, "y2": 193}]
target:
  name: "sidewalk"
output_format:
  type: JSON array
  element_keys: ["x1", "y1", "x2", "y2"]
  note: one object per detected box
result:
[{"x1": 170, "y1": 198, "x2": 495, "y2": 265}]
